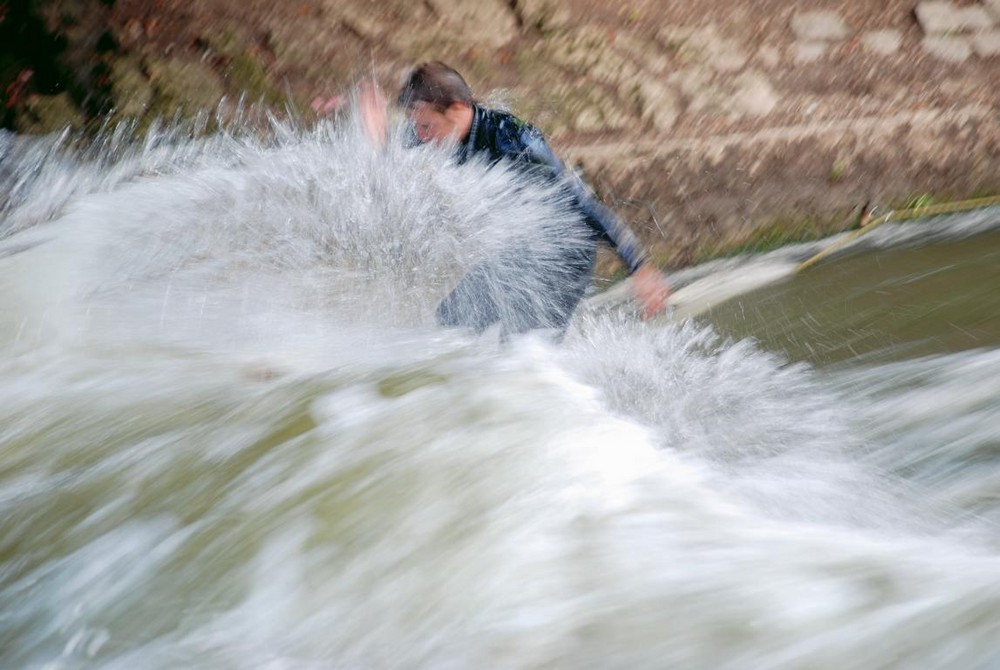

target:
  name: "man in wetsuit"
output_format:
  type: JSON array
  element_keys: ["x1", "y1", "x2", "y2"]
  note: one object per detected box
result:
[{"x1": 360, "y1": 62, "x2": 669, "y2": 335}]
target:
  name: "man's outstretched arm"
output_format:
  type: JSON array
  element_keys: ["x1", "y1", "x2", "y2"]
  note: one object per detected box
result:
[
  {"x1": 358, "y1": 80, "x2": 389, "y2": 148},
  {"x1": 521, "y1": 131, "x2": 670, "y2": 318}
]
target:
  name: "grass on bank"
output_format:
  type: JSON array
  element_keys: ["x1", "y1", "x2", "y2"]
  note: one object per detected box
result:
[{"x1": 618, "y1": 188, "x2": 1000, "y2": 279}]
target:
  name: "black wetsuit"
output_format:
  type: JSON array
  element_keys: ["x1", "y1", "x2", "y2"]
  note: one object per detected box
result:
[{"x1": 435, "y1": 105, "x2": 648, "y2": 335}]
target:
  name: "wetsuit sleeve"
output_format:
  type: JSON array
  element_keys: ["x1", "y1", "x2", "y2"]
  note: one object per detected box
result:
[
  {"x1": 401, "y1": 122, "x2": 421, "y2": 148},
  {"x1": 519, "y1": 130, "x2": 649, "y2": 274}
]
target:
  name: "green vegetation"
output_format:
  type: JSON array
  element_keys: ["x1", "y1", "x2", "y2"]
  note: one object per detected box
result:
[
  {"x1": 226, "y1": 52, "x2": 283, "y2": 107},
  {"x1": 15, "y1": 91, "x2": 84, "y2": 133},
  {"x1": 903, "y1": 193, "x2": 937, "y2": 210},
  {"x1": 829, "y1": 161, "x2": 846, "y2": 183},
  {"x1": 651, "y1": 188, "x2": 1000, "y2": 271},
  {"x1": 692, "y1": 211, "x2": 852, "y2": 264}
]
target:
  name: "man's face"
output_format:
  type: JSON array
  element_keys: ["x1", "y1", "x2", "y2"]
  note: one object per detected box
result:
[{"x1": 408, "y1": 101, "x2": 465, "y2": 144}]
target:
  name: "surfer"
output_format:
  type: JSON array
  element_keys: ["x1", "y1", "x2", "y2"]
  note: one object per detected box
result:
[{"x1": 359, "y1": 62, "x2": 670, "y2": 335}]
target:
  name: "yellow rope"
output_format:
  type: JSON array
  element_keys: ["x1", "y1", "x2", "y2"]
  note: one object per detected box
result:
[{"x1": 795, "y1": 194, "x2": 1000, "y2": 273}]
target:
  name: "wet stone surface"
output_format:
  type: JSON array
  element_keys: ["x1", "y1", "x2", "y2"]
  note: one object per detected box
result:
[
  {"x1": 915, "y1": 1, "x2": 995, "y2": 35},
  {"x1": 790, "y1": 11, "x2": 851, "y2": 42}
]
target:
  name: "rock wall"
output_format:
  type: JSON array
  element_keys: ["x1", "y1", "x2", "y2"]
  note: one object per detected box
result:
[{"x1": 4, "y1": 0, "x2": 1000, "y2": 267}]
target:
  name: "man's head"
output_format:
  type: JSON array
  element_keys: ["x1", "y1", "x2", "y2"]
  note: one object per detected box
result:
[{"x1": 397, "y1": 62, "x2": 475, "y2": 144}]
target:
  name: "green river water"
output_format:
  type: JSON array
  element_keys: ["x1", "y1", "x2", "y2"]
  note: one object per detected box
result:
[
  {"x1": 703, "y1": 227, "x2": 1000, "y2": 366},
  {"x1": 2, "y1": 125, "x2": 999, "y2": 669}
]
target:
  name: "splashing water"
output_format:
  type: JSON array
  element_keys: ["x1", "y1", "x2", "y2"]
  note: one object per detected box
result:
[
  {"x1": 1, "y1": 111, "x2": 999, "y2": 669},
  {"x1": 1, "y1": 111, "x2": 591, "y2": 350}
]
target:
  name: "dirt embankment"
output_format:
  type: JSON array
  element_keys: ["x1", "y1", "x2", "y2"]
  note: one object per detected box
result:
[{"x1": 4, "y1": 0, "x2": 1000, "y2": 269}]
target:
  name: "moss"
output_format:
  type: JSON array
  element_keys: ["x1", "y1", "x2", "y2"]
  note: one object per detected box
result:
[
  {"x1": 969, "y1": 186, "x2": 1000, "y2": 199},
  {"x1": 693, "y1": 210, "x2": 854, "y2": 263},
  {"x1": 193, "y1": 27, "x2": 284, "y2": 107},
  {"x1": 14, "y1": 92, "x2": 84, "y2": 134},
  {"x1": 829, "y1": 161, "x2": 846, "y2": 183},
  {"x1": 902, "y1": 193, "x2": 938, "y2": 210},
  {"x1": 675, "y1": 188, "x2": 1000, "y2": 268},
  {"x1": 225, "y1": 51, "x2": 283, "y2": 106},
  {"x1": 881, "y1": 188, "x2": 1000, "y2": 214},
  {"x1": 145, "y1": 57, "x2": 226, "y2": 119},
  {"x1": 204, "y1": 27, "x2": 247, "y2": 59},
  {"x1": 108, "y1": 56, "x2": 154, "y2": 122}
]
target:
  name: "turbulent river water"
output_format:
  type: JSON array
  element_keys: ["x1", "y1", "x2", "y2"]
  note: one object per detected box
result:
[{"x1": 1, "y1": 119, "x2": 999, "y2": 669}]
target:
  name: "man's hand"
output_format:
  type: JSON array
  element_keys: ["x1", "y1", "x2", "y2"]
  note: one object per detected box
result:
[
  {"x1": 311, "y1": 94, "x2": 344, "y2": 117},
  {"x1": 358, "y1": 79, "x2": 388, "y2": 147},
  {"x1": 631, "y1": 264, "x2": 671, "y2": 319}
]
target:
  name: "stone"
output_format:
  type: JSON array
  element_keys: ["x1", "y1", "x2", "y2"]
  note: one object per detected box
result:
[
  {"x1": 667, "y1": 67, "x2": 716, "y2": 104},
  {"x1": 635, "y1": 79, "x2": 680, "y2": 131},
  {"x1": 972, "y1": 30, "x2": 1000, "y2": 55},
  {"x1": 577, "y1": 98, "x2": 628, "y2": 133},
  {"x1": 793, "y1": 42, "x2": 827, "y2": 63},
  {"x1": 611, "y1": 32, "x2": 671, "y2": 74},
  {"x1": 545, "y1": 26, "x2": 687, "y2": 131},
  {"x1": 730, "y1": 71, "x2": 779, "y2": 117},
  {"x1": 590, "y1": 52, "x2": 640, "y2": 85},
  {"x1": 985, "y1": 0, "x2": 1000, "y2": 21},
  {"x1": 862, "y1": 29, "x2": 903, "y2": 55},
  {"x1": 954, "y1": 5, "x2": 994, "y2": 29},
  {"x1": 790, "y1": 11, "x2": 850, "y2": 41},
  {"x1": 515, "y1": 0, "x2": 572, "y2": 31},
  {"x1": 427, "y1": 0, "x2": 519, "y2": 47},
  {"x1": 921, "y1": 35, "x2": 973, "y2": 61},
  {"x1": 755, "y1": 46, "x2": 781, "y2": 68},
  {"x1": 549, "y1": 83, "x2": 628, "y2": 134},
  {"x1": 660, "y1": 24, "x2": 749, "y2": 72},
  {"x1": 574, "y1": 108, "x2": 603, "y2": 133},
  {"x1": 663, "y1": 66, "x2": 777, "y2": 120},
  {"x1": 915, "y1": 2, "x2": 954, "y2": 33},
  {"x1": 548, "y1": 26, "x2": 635, "y2": 83},
  {"x1": 915, "y1": 1, "x2": 993, "y2": 35},
  {"x1": 340, "y1": 7, "x2": 386, "y2": 41}
]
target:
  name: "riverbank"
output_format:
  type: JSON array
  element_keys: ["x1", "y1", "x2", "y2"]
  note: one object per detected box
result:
[{"x1": 3, "y1": 0, "x2": 1000, "y2": 271}]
